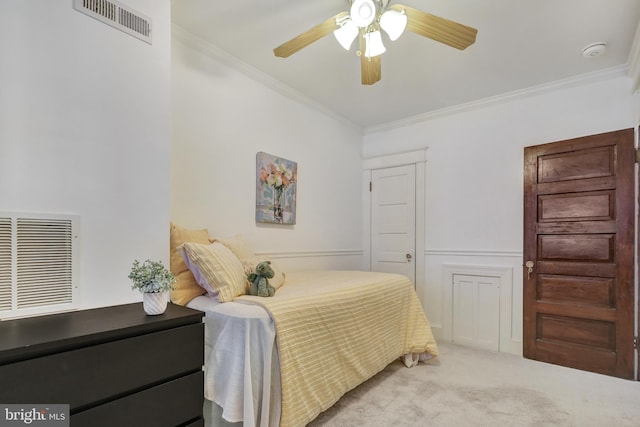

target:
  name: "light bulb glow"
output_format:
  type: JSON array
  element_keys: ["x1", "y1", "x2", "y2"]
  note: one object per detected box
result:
[
  {"x1": 350, "y1": 0, "x2": 376, "y2": 27},
  {"x1": 380, "y1": 9, "x2": 407, "y2": 41},
  {"x1": 333, "y1": 18, "x2": 359, "y2": 50},
  {"x1": 364, "y1": 30, "x2": 386, "y2": 57}
]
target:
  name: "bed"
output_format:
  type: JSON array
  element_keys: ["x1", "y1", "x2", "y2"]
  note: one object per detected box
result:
[{"x1": 169, "y1": 224, "x2": 439, "y2": 427}]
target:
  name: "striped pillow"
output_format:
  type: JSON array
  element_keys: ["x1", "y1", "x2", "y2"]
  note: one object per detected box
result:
[
  {"x1": 169, "y1": 222, "x2": 208, "y2": 305},
  {"x1": 178, "y1": 241, "x2": 247, "y2": 302}
]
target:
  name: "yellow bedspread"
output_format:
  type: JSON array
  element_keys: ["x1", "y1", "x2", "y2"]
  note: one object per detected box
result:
[{"x1": 237, "y1": 270, "x2": 438, "y2": 427}]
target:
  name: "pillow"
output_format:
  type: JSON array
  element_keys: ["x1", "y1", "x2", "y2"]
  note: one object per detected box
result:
[
  {"x1": 241, "y1": 256, "x2": 286, "y2": 290},
  {"x1": 214, "y1": 234, "x2": 256, "y2": 260},
  {"x1": 169, "y1": 222, "x2": 209, "y2": 305},
  {"x1": 178, "y1": 241, "x2": 247, "y2": 302}
]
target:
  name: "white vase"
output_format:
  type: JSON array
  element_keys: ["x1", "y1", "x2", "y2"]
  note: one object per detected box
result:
[{"x1": 143, "y1": 291, "x2": 168, "y2": 315}]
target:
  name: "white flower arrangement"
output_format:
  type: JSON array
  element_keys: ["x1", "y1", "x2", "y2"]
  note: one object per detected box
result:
[{"x1": 128, "y1": 259, "x2": 176, "y2": 293}]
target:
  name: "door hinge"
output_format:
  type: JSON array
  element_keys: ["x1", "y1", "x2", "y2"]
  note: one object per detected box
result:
[
  {"x1": 636, "y1": 149, "x2": 640, "y2": 163},
  {"x1": 369, "y1": 181, "x2": 372, "y2": 192},
  {"x1": 634, "y1": 336, "x2": 638, "y2": 349}
]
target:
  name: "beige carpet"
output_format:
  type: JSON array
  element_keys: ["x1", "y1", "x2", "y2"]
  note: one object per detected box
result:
[{"x1": 307, "y1": 342, "x2": 640, "y2": 427}]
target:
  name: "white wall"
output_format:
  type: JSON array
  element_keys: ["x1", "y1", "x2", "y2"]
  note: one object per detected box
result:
[
  {"x1": 0, "y1": 1, "x2": 171, "y2": 309},
  {"x1": 363, "y1": 72, "x2": 636, "y2": 353},
  {"x1": 171, "y1": 28, "x2": 363, "y2": 271}
]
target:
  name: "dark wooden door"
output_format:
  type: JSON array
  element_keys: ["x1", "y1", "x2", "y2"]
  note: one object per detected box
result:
[{"x1": 523, "y1": 128, "x2": 635, "y2": 379}]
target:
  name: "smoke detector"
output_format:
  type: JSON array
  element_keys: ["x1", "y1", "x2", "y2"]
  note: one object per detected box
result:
[{"x1": 582, "y1": 42, "x2": 607, "y2": 58}]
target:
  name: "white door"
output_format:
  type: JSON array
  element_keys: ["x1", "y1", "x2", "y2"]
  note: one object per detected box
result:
[{"x1": 370, "y1": 165, "x2": 416, "y2": 283}]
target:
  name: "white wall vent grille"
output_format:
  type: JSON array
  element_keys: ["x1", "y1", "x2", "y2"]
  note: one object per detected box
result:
[
  {"x1": 0, "y1": 218, "x2": 11, "y2": 312},
  {"x1": 73, "y1": 0, "x2": 152, "y2": 45},
  {"x1": 0, "y1": 213, "x2": 79, "y2": 319}
]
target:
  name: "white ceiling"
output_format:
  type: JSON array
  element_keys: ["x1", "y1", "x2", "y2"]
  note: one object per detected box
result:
[{"x1": 171, "y1": 0, "x2": 640, "y2": 130}]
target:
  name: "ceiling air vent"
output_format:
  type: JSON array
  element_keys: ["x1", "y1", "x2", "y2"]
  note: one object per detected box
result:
[{"x1": 73, "y1": 0, "x2": 152, "y2": 44}]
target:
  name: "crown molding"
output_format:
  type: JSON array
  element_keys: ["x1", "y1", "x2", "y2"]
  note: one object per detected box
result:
[
  {"x1": 364, "y1": 65, "x2": 630, "y2": 135},
  {"x1": 172, "y1": 24, "x2": 634, "y2": 138},
  {"x1": 627, "y1": 20, "x2": 640, "y2": 93},
  {"x1": 171, "y1": 24, "x2": 362, "y2": 135}
]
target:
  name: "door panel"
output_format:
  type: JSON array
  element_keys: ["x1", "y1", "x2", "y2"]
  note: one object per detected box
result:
[
  {"x1": 452, "y1": 274, "x2": 500, "y2": 352},
  {"x1": 371, "y1": 165, "x2": 416, "y2": 282},
  {"x1": 537, "y1": 315, "x2": 614, "y2": 349},
  {"x1": 537, "y1": 275, "x2": 614, "y2": 307},
  {"x1": 538, "y1": 234, "x2": 614, "y2": 261},
  {"x1": 523, "y1": 128, "x2": 634, "y2": 379},
  {"x1": 539, "y1": 191, "x2": 614, "y2": 221},
  {"x1": 537, "y1": 146, "x2": 615, "y2": 182}
]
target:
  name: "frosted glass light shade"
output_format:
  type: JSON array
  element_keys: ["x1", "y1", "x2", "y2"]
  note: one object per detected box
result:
[
  {"x1": 350, "y1": 0, "x2": 376, "y2": 28},
  {"x1": 333, "y1": 19, "x2": 359, "y2": 50},
  {"x1": 364, "y1": 30, "x2": 386, "y2": 57},
  {"x1": 380, "y1": 10, "x2": 407, "y2": 41}
]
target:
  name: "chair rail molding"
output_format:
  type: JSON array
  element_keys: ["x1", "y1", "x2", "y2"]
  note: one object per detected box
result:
[
  {"x1": 256, "y1": 249, "x2": 363, "y2": 259},
  {"x1": 255, "y1": 249, "x2": 365, "y2": 272},
  {"x1": 425, "y1": 249, "x2": 523, "y2": 258}
]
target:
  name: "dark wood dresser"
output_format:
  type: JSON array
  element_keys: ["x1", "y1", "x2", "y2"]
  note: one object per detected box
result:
[{"x1": 0, "y1": 302, "x2": 205, "y2": 427}]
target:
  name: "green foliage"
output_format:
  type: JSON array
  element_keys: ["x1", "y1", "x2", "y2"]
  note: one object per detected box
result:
[{"x1": 128, "y1": 259, "x2": 176, "y2": 293}]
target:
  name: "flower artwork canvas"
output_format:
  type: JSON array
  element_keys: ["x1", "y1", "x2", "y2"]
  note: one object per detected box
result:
[{"x1": 256, "y1": 152, "x2": 297, "y2": 224}]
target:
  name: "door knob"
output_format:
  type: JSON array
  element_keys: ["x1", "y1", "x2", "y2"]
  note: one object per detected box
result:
[
  {"x1": 406, "y1": 254, "x2": 412, "y2": 263},
  {"x1": 525, "y1": 260, "x2": 535, "y2": 280}
]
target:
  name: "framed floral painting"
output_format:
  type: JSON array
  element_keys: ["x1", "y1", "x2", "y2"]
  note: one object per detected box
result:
[{"x1": 256, "y1": 152, "x2": 297, "y2": 224}]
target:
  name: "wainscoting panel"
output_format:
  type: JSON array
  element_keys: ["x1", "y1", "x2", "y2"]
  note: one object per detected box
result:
[
  {"x1": 443, "y1": 263, "x2": 518, "y2": 355},
  {"x1": 422, "y1": 251, "x2": 523, "y2": 356},
  {"x1": 452, "y1": 274, "x2": 500, "y2": 351}
]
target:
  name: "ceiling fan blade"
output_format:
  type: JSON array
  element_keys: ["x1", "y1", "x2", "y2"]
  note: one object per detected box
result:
[
  {"x1": 274, "y1": 11, "x2": 349, "y2": 58},
  {"x1": 390, "y1": 4, "x2": 477, "y2": 50},
  {"x1": 359, "y1": 33, "x2": 381, "y2": 85}
]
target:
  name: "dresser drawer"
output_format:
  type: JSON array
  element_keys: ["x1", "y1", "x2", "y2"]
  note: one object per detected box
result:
[
  {"x1": 71, "y1": 371, "x2": 204, "y2": 427},
  {"x1": 0, "y1": 323, "x2": 204, "y2": 411}
]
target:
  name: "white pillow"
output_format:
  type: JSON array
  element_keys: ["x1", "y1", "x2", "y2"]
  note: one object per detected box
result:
[{"x1": 178, "y1": 241, "x2": 247, "y2": 302}]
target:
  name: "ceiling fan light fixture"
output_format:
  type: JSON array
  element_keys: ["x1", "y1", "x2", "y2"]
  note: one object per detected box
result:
[
  {"x1": 333, "y1": 18, "x2": 359, "y2": 50},
  {"x1": 273, "y1": 1, "x2": 478, "y2": 85},
  {"x1": 379, "y1": 9, "x2": 407, "y2": 41},
  {"x1": 350, "y1": 0, "x2": 376, "y2": 28},
  {"x1": 364, "y1": 30, "x2": 386, "y2": 57}
]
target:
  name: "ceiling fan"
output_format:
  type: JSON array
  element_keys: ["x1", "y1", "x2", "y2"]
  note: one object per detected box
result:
[{"x1": 273, "y1": 0, "x2": 478, "y2": 85}]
